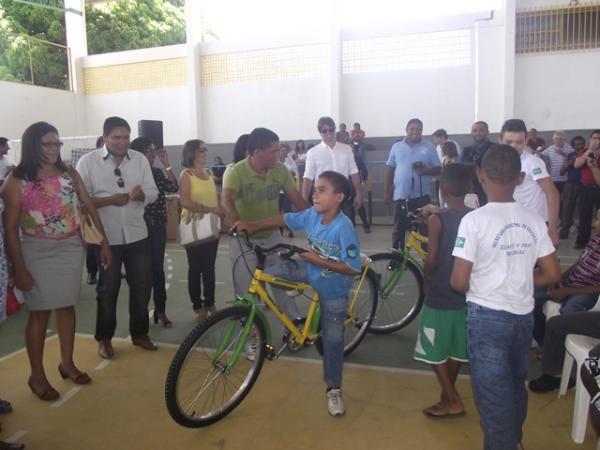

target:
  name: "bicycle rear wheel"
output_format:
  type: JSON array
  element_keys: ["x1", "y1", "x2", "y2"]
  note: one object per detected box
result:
[
  {"x1": 315, "y1": 268, "x2": 378, "y2": 357},
  {"x1": 165, "y1": 306, "x2": 266, "y2": 427},
  {"x1": 367, "y1": 253, "x2": 424, "y2": 334}
]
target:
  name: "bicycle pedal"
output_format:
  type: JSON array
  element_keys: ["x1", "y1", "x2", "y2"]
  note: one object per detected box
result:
[{"x1": 264, "y1": 344, "x2": 277, "y2": 360}]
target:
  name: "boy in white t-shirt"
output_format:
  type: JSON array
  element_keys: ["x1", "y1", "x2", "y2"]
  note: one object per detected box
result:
[
  {"x1": 450, "y1": 144, "x2": 561, "y2": 450},
  {"x1": 500, "y1": 119, "x2": 560, "y2": 246}
]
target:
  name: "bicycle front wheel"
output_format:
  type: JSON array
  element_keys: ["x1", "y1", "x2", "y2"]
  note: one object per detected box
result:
[
  {"x1": 165, "y1": 306, "x2": 266, "y2": 427},
  {"x1": 367, "y1": 253, "x2": 424, "y2": 334},
  {"x1": 315, "y1": 268, "x2": 378, "y2": 357}
]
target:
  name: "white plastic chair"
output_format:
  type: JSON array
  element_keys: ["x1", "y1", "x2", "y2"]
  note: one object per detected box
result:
[{"x1": 559, "y1": 334, "x2": 600, "y2": 443}]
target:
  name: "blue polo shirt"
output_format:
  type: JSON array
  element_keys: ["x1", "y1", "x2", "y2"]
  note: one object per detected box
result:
[
  {"x1": 284, "y1": 208, "x2": 361, "y2": 300},
  {"x1": 386, "y1": 138, "x2": 440, "y2": 200}
]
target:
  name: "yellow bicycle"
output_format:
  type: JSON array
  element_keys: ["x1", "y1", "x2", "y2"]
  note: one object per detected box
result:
[
  {"x1": 165, "y1": 233, "x2": 378, "y2": 427},
  {"x1": 367, "y1": 210, "x2": 427, "y2": 334}
]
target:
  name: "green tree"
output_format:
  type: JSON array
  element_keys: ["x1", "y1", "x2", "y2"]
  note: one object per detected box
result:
[
  {"x1": 86, "y1": 0, "x2": 186, "y2": 55},
  {"x1": 0, "y1": 0, "x2": 68, "y2": 89}
]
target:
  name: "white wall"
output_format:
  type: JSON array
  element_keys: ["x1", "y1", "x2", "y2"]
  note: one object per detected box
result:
[
  {"x1": 514, "y1": 49, "x2": 600, "y2": 130},
  {"x1": 201, "y1": 78, "x2": 330, "y2": 143},
  {"x1": 0, "y1": 80, "x2": 82, "y2": 140},
  {"x1": 84, "y1": 87, "x2": 194, "y2": 144}
]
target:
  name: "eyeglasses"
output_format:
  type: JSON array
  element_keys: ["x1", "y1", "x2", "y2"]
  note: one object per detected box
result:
[
  {"x1": 319, "y1": 128, "x2": 335, "y2": 134},
  {"x1": 41, "y1": 141, "x2": 64, "y2": 149},
  {"x1": 114, "y1": 168, "x2": 125, "y2": 188}
]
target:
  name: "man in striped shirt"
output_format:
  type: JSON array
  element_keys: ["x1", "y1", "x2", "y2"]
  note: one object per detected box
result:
[
  {"x1": 532, "y1": 222, "x2": 600, "y2": 346},
  {"x1": 542, "y1": 131, "x2": 574, "y2": 194}
]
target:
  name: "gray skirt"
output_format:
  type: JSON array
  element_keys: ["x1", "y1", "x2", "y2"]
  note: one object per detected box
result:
[{"x1": 21, "y1": 234, "x2": 85, "y2": 311}]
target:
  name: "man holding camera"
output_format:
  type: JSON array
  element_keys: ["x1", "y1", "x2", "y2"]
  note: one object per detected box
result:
[
  {"x1": 384, "y1": 118, "x2": 441, "y2": 249},
  {"x1": 573, "y1": 129, "x2": 600, "y2": 249}
]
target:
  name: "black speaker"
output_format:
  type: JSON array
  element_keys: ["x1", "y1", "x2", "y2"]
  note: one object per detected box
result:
[{"x1": 138, "y1": 120, "x2": 164, "y2": 149}]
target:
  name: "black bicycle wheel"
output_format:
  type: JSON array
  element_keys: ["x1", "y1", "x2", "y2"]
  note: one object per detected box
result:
[
  {"x1": 165, "y1": 306, "x2": 266, "y2": 427},
  {"x1": 315, "y1": 268, "x2": 378, "y2": 357},
  {"x1": 367, "y1": 253, "x2": 424, "y2": 334}
]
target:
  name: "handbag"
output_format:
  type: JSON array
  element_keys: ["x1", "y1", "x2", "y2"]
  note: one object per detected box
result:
[
  {"x1": 177, "y1": 210, "x2": 220, "y2": 247},
  {"x1": 67, "y1": 166, "x2": 104, "y2": 245},
  {"x1": 6, "y1": 286, "x2": 21, "y2": 316}
]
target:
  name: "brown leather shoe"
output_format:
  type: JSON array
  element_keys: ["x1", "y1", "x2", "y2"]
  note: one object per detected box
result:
[
  {"x1": 132, "y1": 335, "x2": 158, "y2": 351},
  {"x1": 98, "y1": 339, "x2": 114, "y2": 359}
]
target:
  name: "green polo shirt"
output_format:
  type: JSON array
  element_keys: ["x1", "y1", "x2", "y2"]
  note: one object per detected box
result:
[{"x1": 223, "y1": 158, "x2": 295, "y2": 238}]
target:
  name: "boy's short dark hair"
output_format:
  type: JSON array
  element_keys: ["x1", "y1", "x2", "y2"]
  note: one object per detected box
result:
[
  {"x1": 481, "y1": 144, "x2": 522, "y2": 185},
  {"x1": 571, "y1": 135, "x2": 585, "y2": 146},
  {"x1": 247, "y1": 127, "x2": 279, "y2": 155},
  {"x1": 500, "y1": 119, "x2": 527, "y2": 137},
  {"x1": 318, "y1": 170, "x2": 350, "y2": 202},
  {"x1": 0, "y1": 137, "x2": 8, "y2": 146},
  {"x1": 432, "y1": 128, "x2": 448, "y2": 139},
  {"x1": 103, "y1": 116, "x2": 130, "y2": 135},
  {"x1": 440, "y1": 163, "x2": 473, "y2": 197},
  {"x1": 317, "y1": 116, "x2": 336, "y2": 132}
]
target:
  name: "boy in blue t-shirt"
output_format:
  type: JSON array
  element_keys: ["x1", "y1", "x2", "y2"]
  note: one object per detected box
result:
[{"x1": 232, "y1": 171, "x2": 361, "y2": 417}]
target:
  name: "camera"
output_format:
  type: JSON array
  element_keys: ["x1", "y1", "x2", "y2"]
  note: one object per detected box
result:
[
  {"x1": 588, "y1": 151, "x2": 597, "y2": 161},
  {"x1": 412, "y1": 161, "x2": 426, "y2": 170}
]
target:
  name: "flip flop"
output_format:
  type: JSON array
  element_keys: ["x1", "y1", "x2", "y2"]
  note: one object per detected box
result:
[
  {"x1": 423, "y1": 403, "x2": 466, "y2": 419},
  {"x1": 0, "y1": 400, "x2": 12, "y2": 414}
]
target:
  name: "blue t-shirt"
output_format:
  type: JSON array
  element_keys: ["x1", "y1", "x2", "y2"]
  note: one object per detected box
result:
[
  {"x1": 284, "y1": 208, "x2": 361, "y2": 300},
  {"x1": 386, "y1": 138, "x2": 440, "y2": 200}
]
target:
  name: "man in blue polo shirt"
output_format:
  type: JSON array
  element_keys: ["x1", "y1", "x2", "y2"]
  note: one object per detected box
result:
[{"x1": 384, "y1": 118, "x2": 441, "y2": 249}]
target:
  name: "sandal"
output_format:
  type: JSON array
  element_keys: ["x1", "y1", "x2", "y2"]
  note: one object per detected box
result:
[
  {"x1": 58, "y1": 364, "x2": 92, "y2": 385},
  {"x1": 0, "y1": 400, "x2": 12, "y2": 414},
  {"x1": 423, "y1": 402, "x2": 466, "y2": 419},
  {"x1": 27, "y1": 377, "x2": 59, "y2": 401}
]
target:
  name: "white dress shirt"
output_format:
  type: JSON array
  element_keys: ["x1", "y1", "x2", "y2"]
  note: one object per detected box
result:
[
  {"x1": 303, "y1": 141, "x2": 358, "y2": 181},
  {"x1": 76, "y1": 146, "x2": 158, "y2": 245}
]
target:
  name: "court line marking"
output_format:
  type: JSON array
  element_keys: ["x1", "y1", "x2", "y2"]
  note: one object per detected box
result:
[
  {"x1": 52, "y1": 387, "x2": 82, "y2": 408},
  {"x1": 5, "y1": 431, "x2": 27, "y2": 444},
  {"x1": 94, "y1": 359, "x2": 111, "y2": 371},
  {"x1": 0, "y1": 335, "x2": 57, "y2": 362}
]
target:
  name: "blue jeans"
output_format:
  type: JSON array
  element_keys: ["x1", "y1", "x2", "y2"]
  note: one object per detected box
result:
[
  {"x1": 271, "y1": 259, "x2": 348, "y2": 388},
  {"x1": 533, "y1": 287, "x2": 598, "y2": 345},
  {"x1": 467, "y1": 303, "x2": 533, "y2": 450}
]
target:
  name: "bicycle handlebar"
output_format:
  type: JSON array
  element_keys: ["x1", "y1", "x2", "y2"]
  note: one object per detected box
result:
[{"x1": 230, "y1": 230, "x2": 307, "y2": 259}]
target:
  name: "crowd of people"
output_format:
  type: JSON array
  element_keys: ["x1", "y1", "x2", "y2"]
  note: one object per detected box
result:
[{"x1": 0, "y1": 114, "x2": 599, "y2": 450}]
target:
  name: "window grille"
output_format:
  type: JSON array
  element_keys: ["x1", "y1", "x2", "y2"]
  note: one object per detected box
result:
[{"x1": 516, "y1": 3, "x2": 600, "y2": 53}]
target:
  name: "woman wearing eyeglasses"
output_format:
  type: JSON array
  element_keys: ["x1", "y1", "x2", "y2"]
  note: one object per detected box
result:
[
  {"x1": 1, "y1": 122, "x2": 111, "y2": 401},
  {"x1": 179, "y1": 140, "x2": 224, "y2": 321}
]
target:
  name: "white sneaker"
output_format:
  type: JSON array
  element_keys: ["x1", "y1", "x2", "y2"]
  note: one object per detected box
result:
[
  {"x1": 326, "y1": 388, "x2": 346, "y2": 416},
  {"x1": 286, "y1": 289, "x2": 301, "y2": 298},
  {"x1": 245, "y1": 342, "x2": 257, "y2": 361}
]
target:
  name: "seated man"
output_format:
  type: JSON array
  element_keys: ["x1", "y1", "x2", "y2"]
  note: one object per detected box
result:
[
  {"x1": 533, "y1": 213, "x2": 600, "y2": 346},
  {"x1": 529, "y1": 311, "x2": 600, "y2": 392}
]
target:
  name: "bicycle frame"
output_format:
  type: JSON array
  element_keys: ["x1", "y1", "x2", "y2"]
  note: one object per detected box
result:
[
  {"x1": 378, "y1": 230, "x2": 426, "y2": 299},
  {"x1": 224, "y1": 261, "x2": 372, "y2": 364}
]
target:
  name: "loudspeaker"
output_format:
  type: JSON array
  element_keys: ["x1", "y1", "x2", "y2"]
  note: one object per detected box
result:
[{"x1": 138, "y1": 120, "x2": 164, "y2": 149}]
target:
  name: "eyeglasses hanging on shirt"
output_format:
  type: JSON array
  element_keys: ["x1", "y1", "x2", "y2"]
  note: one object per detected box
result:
[{"x1": 114, "y1": 168, "x2": 125, "y2": 188}]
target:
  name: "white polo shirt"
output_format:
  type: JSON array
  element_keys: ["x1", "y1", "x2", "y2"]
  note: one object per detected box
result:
[
  {"x1": 303, "y1": 141, "x2": 358, "y2": 181},
  {"x1": 514, "y1": 150, "x2": 550, "y2": 222},
  {"x1": 76, "y1": 146, "x2": 159, "y2": 245}
]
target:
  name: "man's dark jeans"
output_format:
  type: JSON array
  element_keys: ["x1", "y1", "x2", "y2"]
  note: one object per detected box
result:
[
  {"x1": 95, "y1": 238, "x2": 152, "y2": 341},
  {"x1": 576, "y1": 184, "x2": 600, "y2": 247},
  {"x1": 392, "y1": 196, "x2": 430, "y2": 249},
  {"x1": 467, "y1": 303, "x2": 532, "y2": 450}
]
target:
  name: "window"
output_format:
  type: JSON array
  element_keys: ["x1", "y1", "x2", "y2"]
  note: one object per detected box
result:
[{"x1": 516, "y1": 3, "x2": 600, "y2": 53}]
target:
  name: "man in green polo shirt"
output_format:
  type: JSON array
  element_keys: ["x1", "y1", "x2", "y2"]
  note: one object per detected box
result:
[{"x1": 222, "y1": 127, "x2": 310, "y2": 307}]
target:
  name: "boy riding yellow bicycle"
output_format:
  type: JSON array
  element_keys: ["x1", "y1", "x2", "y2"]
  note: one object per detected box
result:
[{"x1": 232, "y1": 170, "x2": 361, "y2": 417}]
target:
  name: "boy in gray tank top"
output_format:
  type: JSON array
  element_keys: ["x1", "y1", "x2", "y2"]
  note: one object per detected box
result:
[{"x1": 413, "y1": 163, "x2": 473, "y2": 418}]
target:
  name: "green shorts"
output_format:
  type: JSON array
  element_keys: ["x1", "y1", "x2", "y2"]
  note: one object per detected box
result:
[{"x1": 413, "y1": 304, "x2": 468, "y2": 365}]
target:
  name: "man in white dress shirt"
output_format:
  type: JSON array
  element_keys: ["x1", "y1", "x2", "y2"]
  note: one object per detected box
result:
[
  {"x1": 77, "y1": 116, "x2": 159, "y2": 359},
  {"x1": 302, "y1": 116, "x2": 363, "y2": 219}
]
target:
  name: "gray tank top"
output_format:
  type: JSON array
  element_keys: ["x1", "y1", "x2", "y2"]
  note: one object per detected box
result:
[{"x1": 425, "y1": 208, "x2": 471, "y2": 310}]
